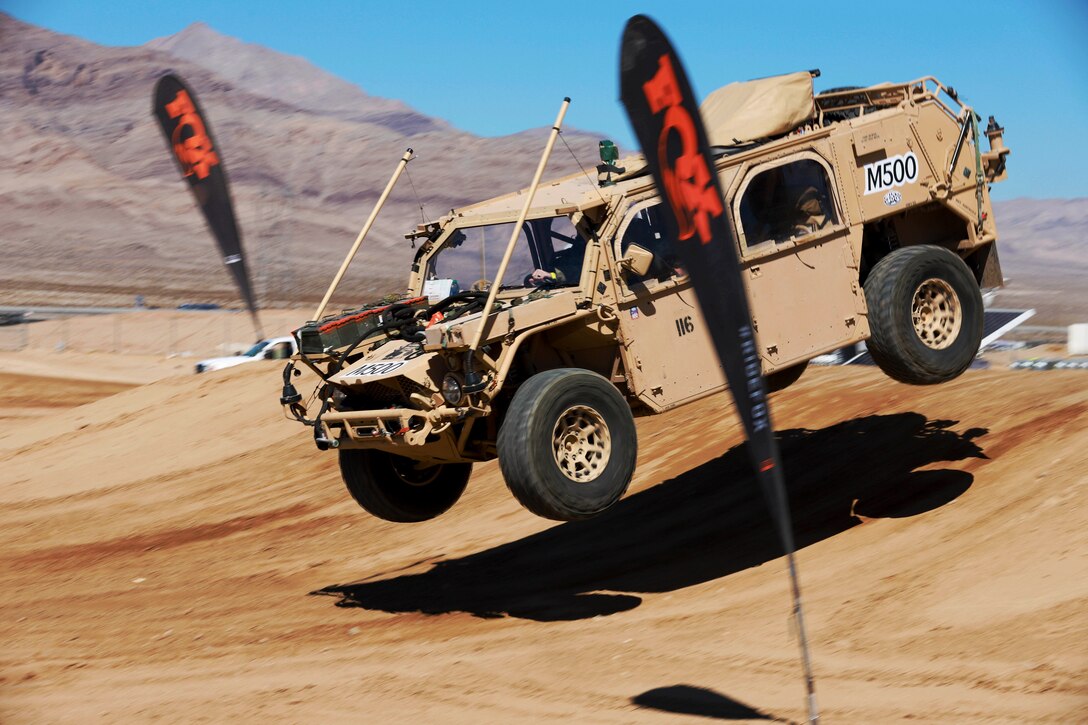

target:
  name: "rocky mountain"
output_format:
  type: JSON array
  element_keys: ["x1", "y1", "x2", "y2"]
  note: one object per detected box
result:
[
  {"x1": 986, "y1": 197, "x2": 1088, "y2": 326},
  {"x1": 0, "y1": 13, "x2": 1083, "y2": 324},
  {"x1": 991, "y1": 197, "x2": 1088, "y2": 279},
  {"x1": 144, "y1": 23, "x2": 444, "y2": 134},
  {"x1": 0, "y1": 13, "x2": 607, "y2": 309}
]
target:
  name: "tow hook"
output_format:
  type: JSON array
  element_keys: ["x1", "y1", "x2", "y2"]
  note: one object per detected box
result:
[{"x1": 313, "y1": 424, "x2": 339, "y2": 450}]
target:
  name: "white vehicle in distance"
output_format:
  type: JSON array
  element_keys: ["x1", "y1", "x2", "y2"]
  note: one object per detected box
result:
[{"x1": 195, "y1": 336, "x2": 297, "y2": 374}]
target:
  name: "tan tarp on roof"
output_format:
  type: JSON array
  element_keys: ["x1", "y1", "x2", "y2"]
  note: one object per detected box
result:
[{"x1": 700, "y1": 71, "x2": 815, "y2": 146}]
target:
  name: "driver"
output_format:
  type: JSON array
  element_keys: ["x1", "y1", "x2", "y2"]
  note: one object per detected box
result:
[
  {"x1": 528, "y1": 268, "x2": 565, "y2": 286},
  {"x1": 526, "y1": 242, "x2": 585, "y2": 287}
]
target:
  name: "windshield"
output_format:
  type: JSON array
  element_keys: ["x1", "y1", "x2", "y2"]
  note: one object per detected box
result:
[
  {"x1": 242, "y1": 340, "x2": 271, "y2": 357},
  {"x1": 425, "y1": 216, "x2": 588, "y2": 293}
]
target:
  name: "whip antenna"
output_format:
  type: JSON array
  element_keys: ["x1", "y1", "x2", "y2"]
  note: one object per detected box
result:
[{"x1": 312, "y1": 148, "x2": 414, "y2": 321}]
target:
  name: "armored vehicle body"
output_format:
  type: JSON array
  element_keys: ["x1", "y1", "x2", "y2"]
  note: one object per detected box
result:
[{"x1": 283, "y1": 73, "x2": 1010, "y2": 523}]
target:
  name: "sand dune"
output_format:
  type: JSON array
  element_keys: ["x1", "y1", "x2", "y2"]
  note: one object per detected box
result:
[{"x1": 0, "y1": 354, "x2": 1085, "y2": 722}]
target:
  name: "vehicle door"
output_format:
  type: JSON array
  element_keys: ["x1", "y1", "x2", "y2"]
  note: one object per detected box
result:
[
  {"x1": 732, "y1": 152, "x2": 868, "y2": 369},
  {"x1": 613, "y1": 200, "x2": 726, "y2": 411}
]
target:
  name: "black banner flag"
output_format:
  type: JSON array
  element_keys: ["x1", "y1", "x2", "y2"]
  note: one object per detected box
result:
[
  {"x1": 619, "y1": 15, "x2": 818, "y2": 721},
  {"x1": 152, "y1": 74, "x2": 262, "y2": 338}
]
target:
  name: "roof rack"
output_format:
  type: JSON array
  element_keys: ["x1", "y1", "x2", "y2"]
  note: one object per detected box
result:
[{"x1": 814, "y1": 77, "x2": 966, "y2": 126}]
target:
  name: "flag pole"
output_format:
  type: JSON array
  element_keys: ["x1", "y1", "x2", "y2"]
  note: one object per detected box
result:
[{"x1": 618, "y1": 16, "x2": 818, "y2": 722}]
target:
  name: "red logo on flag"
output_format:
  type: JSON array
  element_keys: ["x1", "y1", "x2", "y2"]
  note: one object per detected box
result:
[
  {"x1": 642, "y1": 54, "x2": 723, "y2": 245},
  {"x1": 165, "y1": 90, "x2": 220, "y2": 180}
]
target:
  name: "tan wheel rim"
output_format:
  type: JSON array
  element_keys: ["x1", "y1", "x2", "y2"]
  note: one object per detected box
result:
[
  {"x1": 911, "y1": 278, "x2": 961, "y2": 350},
  {"x1": 551, "y1": 405, "x2": 611, "y2": 483}
]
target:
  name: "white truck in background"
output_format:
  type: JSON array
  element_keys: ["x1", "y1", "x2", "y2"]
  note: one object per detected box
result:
[{"x1": 195, "y1": 336, "x2": 296, "y2": 373}]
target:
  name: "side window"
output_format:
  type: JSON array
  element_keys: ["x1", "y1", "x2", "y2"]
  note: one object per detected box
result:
[
  {"x1": 739, "y1": 159, "x2": 838, "y2": 247},
  {"x1": 618, "y1": 203, "x2": 685, "y2": 284},
  {"x1": 523, "y1": 216, "x2": 588, "y2": 287},
  {"x1": 427, "y1": 216, "x2": 588, "y2": 291}
]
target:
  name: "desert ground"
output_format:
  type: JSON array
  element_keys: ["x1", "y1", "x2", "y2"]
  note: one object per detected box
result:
[
  {"x1": 0, "y1": 318, "x2": 1085, "y2": 723},
  {"x1": 3, "y1": 11, "x2": 1086, "y2": 722}
]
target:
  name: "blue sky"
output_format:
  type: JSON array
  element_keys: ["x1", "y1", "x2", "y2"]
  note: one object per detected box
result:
[{"x1": 6, "y1": 0, "x2": 1087, "y2": 199}]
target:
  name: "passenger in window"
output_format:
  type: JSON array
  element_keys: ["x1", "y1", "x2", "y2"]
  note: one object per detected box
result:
[
  {"x1": 783, "y1": 162, "x2": 833, "y2": 236},
  {"x1": 745, "y1": 169, "x2": 789, "y2": 243},
  {"x1": 790, "y1": 186, "x2": 830, "y2": 236},
  {"x1": 742, "y1": 161, "x2": 835, "y2": 245}
]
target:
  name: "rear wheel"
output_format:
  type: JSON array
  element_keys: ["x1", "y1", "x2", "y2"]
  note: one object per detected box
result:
[
  {"x1": 863, "y1": 245, "x2": 983, "y2": 385},
  {"x1": 498, "y1": 368, "x2": 637, "y2": 521},
  {"x1": 338, "y1": 449, "x2": 471, "y2": 523}
]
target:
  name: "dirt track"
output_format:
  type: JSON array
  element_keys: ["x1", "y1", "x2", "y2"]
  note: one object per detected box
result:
[{"x1": 0, "y1": 355, "x2": 1085, "y2": 722}]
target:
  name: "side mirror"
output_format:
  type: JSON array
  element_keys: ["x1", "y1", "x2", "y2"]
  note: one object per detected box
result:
[
  {"x1": 619, "y1": 243, "x2": 654, "y2": 277},
  {"x1": 263, "y1": 350, "x2": 275, "y2": 360}
]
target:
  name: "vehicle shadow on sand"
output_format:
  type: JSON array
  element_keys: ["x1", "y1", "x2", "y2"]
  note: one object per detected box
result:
[{"x1": 313, "y1": 412, "x2": 987, "y2": 622}]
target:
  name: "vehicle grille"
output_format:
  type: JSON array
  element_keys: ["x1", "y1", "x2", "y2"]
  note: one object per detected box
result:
[{"x1": 344, "y1": 381, "x2": 404, "y2": 409}]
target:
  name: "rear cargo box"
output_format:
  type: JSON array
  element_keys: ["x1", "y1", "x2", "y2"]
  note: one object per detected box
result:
[{"x1": 295, "y1": 297, "x2": 428, "y2": 354}]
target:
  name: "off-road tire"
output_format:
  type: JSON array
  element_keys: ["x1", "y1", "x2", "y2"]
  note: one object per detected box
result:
[
  {"x1": 497, "y1": 368, "x2": 637, "y2": 521},
  {"x1": 338, "y1": 449, "x2": 471, "y2": 523},
  {"x1": 863, "y1": 244, "x2": 983, "y2": 385}
]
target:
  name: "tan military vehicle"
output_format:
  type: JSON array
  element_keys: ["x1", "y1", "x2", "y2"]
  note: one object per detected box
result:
[{"x1": 283, "y1": 73, "x2": 1010, "y2": 524}]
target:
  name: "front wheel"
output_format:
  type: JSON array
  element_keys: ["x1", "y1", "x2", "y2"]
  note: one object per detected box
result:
[
  {"x1": 863, "y1": 245, "x2": 983, "y2": 385},
  {"x1": 338, "y1": 449, "x2": 471, "y2": 523},
  {"x1": 497, "y1": 368, "x2": 637, "y2": 521}
]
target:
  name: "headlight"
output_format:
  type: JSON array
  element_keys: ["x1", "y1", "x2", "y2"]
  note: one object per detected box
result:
[{"x1": 441, "y1": 373, "x2": 463, "y2": 406}]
